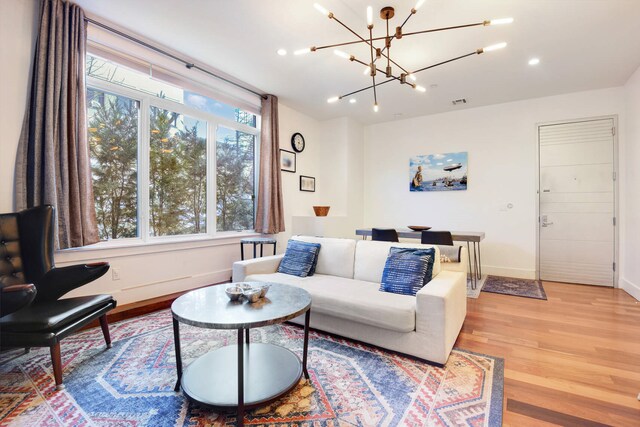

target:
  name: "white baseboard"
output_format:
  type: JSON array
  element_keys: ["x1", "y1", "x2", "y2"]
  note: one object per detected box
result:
[
  {"x1": 481, "y1": 265, "x2": 536, "y2": 280},
  {"x1": 620, "y1": 277, "x2": 640, "y2": 301},
  {"x1": 105, "y1": 269, "x2": 232, "y2": 306}
]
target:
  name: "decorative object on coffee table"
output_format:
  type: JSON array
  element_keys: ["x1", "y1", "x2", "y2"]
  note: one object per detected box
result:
[
  {"x1": 312, "y1": 205, "x2": 330, "y2": 216},
  {"x1": 280, "y1": 149, "x2": 296, "y2": 173},
  {"x1": 300, "y1": 175, "x2": 315, "y2": 192},
  {"x1": 482, "y1": 275, "x2": 547, "y2": 300},
  {"x1": 240, "y1": 237, "x2": 277, "y2": 260},
  {"x1": 172, "y1": 283, "x2": 312, "y2": 427}
]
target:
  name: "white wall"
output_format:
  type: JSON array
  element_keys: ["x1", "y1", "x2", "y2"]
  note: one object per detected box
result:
[
  {"x1": 0, "y1": 0, "x2": 38, "y2": 212},
  {"x1": 622, "y1": 66, "x2": 640, "y2": 299},
  {"x1": 364, "y1": 88, "x2": 625, "y2": 280}
]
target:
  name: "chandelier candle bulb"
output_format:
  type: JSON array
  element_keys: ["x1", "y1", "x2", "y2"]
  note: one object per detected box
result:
[
  {"x1": 414, "y1": 0, "x2": 426, "y2": 12},
  {"x1": 363, "y1": 66, "x2": 371, "y2": 75},
  {"x1": 415, "y1": 85, "x2": 426, "y2": 92},
  {"x1": 408, "y1": 73, "x2": 417, "y2": 81},
  {"x1": 373, "y1": 103, "x2": 379, "y2": 112},
  {"x1": 314, "y1": 3, "x2": 329, "y2": 16},
  {"x1": 294, "y1": 48, "x2": 311, "y2": 55},
  {"x1": 334, "y1": 50, "x2": 350, "y2": 59},
  {"x1": 483, "y1": 42, "x2": 508, "y2": 52},
  {"x1": 367, "y1": 6, "x2": 373, "y2": 27},
  {"x1": 327, "y1": 96, "x2": 340, "y2": 103},
  {"x1": 489, "y1": 17, "x2": 514, "y2": 25}
]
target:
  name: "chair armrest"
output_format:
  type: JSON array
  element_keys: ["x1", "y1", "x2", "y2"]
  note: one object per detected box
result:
[
  {"x1": 34, "y1": 262, "x2": 110, "y2": 302},
  {"x1": 440, "y1": 246, "x2": 468, "y2": 274},
  {"x1": 1, "y1": 283, "x2": 36, "y2": 316},
  {"x1": 232, "y1": 254, "x2": 284, "y2": 282}
]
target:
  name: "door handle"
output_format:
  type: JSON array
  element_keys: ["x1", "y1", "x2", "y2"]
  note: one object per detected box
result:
[{"x1": 541, "y1": 222, "x2": 554, "y2": 227}]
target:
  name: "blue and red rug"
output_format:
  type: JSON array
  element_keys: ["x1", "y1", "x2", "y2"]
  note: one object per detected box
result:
[{"x1": 0, "y1": 309, "x2": 503, "y2": 426}]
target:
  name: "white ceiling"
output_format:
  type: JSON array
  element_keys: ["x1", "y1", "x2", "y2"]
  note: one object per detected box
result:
[{"x1": 75, "y1": 0, "x2": 640, "y2": 124}]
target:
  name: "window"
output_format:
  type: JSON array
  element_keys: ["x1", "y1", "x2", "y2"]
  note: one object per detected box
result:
[{"x1": 85, "y1": 53, "x2": 259, "y2": 242}]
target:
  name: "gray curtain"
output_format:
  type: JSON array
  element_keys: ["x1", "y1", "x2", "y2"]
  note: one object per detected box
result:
[
  {"x1": 255, "y1": 95, "x2": 285, "y2": 234},
  {"x1": 15, "y1": 0, "x2": 99, "y2": 249}
]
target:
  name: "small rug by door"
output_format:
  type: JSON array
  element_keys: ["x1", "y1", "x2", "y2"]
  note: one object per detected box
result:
[
  {"x1": 482, "y1": 275, "x2": 548, "y2": 300},
  {"x1": 0, "y1": 309, "x2": 504, "y2": 426}
]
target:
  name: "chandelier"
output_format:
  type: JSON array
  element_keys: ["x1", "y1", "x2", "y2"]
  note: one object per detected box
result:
[{"x1": 295, "y1": 1, "x2": 513, "y2": 112}]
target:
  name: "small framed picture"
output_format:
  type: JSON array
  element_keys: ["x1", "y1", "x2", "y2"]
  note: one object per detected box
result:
[
  {"x1": 300, "y1": 175, "x2": 315, "y2": 192},
  {"x1": 280, "y1": 149, "x2": 296, "y2": 173}
]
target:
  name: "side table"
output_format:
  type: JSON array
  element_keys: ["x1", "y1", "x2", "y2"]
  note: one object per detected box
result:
[{"x1": 240, "y1": 237, "x2": 277, "y2": 260}]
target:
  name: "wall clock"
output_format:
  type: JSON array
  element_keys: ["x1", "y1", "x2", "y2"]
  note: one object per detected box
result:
[{"x1": 291, "y1": 132, "x2": 305, "y2": 153}]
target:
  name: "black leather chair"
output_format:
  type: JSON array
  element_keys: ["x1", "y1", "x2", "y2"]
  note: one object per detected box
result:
[
  {"x1": 372, "y1": 228, "x2": 399, "y2": 242},
  {"x1": 0, "y1": 205, "x2": 116, "y2": 390},
  {"x1": 421, "y1": 230, "x2": 454, "y2": 246}
]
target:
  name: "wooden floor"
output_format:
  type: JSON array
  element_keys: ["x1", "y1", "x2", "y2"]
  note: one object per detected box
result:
[{"x1": 456, "y1": 281, "x2": 640, "y2": 426}]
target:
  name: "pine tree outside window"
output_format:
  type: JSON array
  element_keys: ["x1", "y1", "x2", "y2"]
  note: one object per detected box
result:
[{"x1": 86, "y1": 53, "x2": 259, "y2": 243}]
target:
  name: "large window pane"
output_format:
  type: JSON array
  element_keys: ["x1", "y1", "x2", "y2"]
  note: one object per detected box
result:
[
  {"x1": 216, "y1": 127, "x2": 255, "y2": 231},
  {"x1": 185, "y1": 91, "x2": 257, "y2": 128},
  {"x1": 87, "y1": 88, "x2": 139, "y2": 240},
  {"x1": 149, "y1": 106, "x2": 207, "y2": 236}
]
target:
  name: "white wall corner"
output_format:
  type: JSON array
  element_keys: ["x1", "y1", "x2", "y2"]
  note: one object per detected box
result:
[{"x1": 620, "y1": 277, "x2": 640, "y2": 301}]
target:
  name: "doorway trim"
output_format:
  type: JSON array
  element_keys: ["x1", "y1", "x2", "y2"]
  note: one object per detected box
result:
[{"x1": 534, "y1": 115, "x2": 619, "y2": 287}]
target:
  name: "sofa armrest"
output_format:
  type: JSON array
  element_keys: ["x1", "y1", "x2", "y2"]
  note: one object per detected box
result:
[
  {"x1": 415, "y1": 270, "x2": 467, "y2": 363},
  {"x1": 232, "y1": 254, "x2": 284, "y2": 282},
  {"x1": 440, "y1": 246, "x2": 468, "y2": 275}
]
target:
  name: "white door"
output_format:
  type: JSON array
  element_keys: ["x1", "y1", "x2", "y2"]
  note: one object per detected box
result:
[{"x1": 538, "y1": 118, "x2": 616, "y2": 286}]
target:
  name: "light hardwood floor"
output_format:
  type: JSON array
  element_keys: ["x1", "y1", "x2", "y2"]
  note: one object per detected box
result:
[{"x1": 456, "y1": 281, "x2": 640, "y2": 426}]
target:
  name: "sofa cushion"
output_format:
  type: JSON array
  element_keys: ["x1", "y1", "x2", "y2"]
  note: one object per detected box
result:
[
  {"x1": 380, "y1": 248, "x2": 435, "y2": 296},
  {"x1": 292, "y1": 236, "x2": 356, "y2": 279},
  {"x1": 244, "y1": 273, "x2": 415, "y2": 333},
  {"x1": 278, "y1": 240, "x2": 321, "y2": 277},
  {"x1": 354, "y1": 240, "x2": 441, "y2": 284}
]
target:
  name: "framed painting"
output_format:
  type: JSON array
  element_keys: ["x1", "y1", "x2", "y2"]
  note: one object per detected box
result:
[
  {"x1": 300, "y1": 175, "x2": 315, "y2": 192},
  {"x1": 280, "y1": 149, "x2": 296, "y2": 173},
  {"x1": 410, "y1": 152, "x2": 468, "y2": 192}
]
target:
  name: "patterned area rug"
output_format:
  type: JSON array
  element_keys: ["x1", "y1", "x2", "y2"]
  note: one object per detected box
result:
[
  {"x1": 482, "y1": 275, "x2": 548, "y2": 300},
  {"x1": 0, "y1": 309, "x2": 503, "y2": 426}
]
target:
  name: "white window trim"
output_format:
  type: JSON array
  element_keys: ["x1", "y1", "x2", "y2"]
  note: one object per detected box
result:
[{"x1": 82, "y1": 66, "x2": 260, "y2": 250}]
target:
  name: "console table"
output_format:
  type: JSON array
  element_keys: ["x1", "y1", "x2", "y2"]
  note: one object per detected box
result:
[
  {"x1": 355, "y1": 229, "x2": 485, "y2": 288},
  {"x1": 171, "y1": 283, "x2": 311, "y2": 426}
]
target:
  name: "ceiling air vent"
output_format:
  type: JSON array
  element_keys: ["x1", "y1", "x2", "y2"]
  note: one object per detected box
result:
[{"x1": 452, "y1": 98, "x2": 467, "y2": 106}]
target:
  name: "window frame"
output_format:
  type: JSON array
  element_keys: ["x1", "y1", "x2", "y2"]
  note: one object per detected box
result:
[{"x1": 86, "y1": 69, "x2": 260, "y2": 246}]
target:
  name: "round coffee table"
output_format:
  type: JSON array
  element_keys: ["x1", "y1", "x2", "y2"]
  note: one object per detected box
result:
[{"x1": 171, "y1": 282, "x2": 311, "y2": 426}]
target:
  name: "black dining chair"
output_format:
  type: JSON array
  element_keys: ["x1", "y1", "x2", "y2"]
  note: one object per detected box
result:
[
  {"x1": 421, "y1": 230, "x2": 454, "y2": 246},
  {"x1": 0, "y1": 205, "x2": 116, "y2": 390},
  {"x1": 371, "y1": 228, "x2": 399, "y2": 242}
]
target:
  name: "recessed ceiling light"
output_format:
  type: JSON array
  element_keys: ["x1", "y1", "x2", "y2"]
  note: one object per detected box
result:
[
  {"x1": 277, "y1": 49, "x2": 287, "y2": 56},
  {"x1": 349, "y1": 99, "x2": 356, "y2": 104},
  {"x1": 528, "y1": 58, "x2": 540, "y2": 66}
]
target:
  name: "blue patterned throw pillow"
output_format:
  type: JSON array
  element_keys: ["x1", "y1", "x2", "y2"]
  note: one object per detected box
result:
[
  {"x1": 379, "y1": 247, "x2": 435, "y2": 296},
  {"x1": 277, "y1": 240, "x2": 321, "y2": 277}
]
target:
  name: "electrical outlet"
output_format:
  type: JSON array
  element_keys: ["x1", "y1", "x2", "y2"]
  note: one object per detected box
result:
[{"x1": 112, "y1": 268, "x2": 121, "y2": 281}]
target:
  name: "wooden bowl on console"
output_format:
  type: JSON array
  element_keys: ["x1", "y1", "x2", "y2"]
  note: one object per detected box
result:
[{"x1": 408, "y1": 225, "x2": 432, "y2": 231}]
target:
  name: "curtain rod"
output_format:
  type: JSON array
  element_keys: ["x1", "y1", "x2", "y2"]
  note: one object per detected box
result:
[{"x1": 84, "y1": 17, "x2": 268, "y2": 100}]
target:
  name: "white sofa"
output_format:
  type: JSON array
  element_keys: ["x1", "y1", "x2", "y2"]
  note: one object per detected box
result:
[{"x1": 232, "y1": 236, "x2": 468, "y2": 365}]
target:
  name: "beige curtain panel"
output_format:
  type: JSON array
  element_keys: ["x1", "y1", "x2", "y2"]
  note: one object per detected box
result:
[
  {"x1": 255, "y1": 95, "x2": 285, "y2": 234},
  {"x1": 15, "y1": 0, "x2": 99, "y2": 249}
]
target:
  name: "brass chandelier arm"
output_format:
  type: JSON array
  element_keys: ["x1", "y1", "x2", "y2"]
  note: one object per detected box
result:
[
  {"x1": 312, "y1": 21, "x2": 486, "y2": 52},
  {"x1": 330, "y1": 14, "x2": 410, "y2": 75},
  {"x1": 338, "y1": 50, "x2": 481, "y2": 100},
  {"x1": 410, "y1": 50, "x2": 479, "y2": 75},
  {"x1": 369, "y1": 27, "x2": 378, "y2": 106}
]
